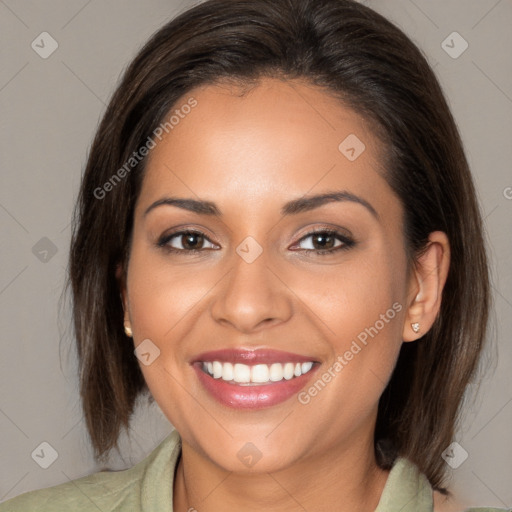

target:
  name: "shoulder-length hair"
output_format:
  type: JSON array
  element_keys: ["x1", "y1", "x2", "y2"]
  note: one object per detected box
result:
[{"x1": 66, "y1": 0, "x2": 489, "y2": 492}]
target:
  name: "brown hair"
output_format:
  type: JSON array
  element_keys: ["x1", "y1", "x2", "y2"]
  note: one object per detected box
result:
[{"x1": 66, "y1": 0, "x2": 490, "y2": 492}]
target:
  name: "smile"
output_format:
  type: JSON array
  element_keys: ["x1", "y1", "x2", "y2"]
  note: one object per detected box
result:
[
  {"x1": 192, "y1": 348, "x2": 319, "y2": 409},
  {"x1": 201, "y1": 361, "x2": 315, "y2": 385}
]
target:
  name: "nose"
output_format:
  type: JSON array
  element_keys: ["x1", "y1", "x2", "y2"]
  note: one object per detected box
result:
[{"x1": 210, "y1": 247, "x2": 294, "y2": 334}]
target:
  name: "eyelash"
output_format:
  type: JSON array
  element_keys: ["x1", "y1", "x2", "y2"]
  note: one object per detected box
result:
[
  {"x1": 157, "y1": 228, "x2": 355, "y2": 256},
  {"x1": 293, "y1": 228, "x2": 356, "y2": 255}
]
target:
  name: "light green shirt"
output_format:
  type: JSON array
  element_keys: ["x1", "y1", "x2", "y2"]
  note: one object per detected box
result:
[{"x1": 1, "y1": 430, "x2": 509, "y2": 511}]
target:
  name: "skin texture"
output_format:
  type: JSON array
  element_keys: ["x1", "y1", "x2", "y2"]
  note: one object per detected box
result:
[{"x1": 119, "y1": 77, "x2": 451, "y2": 511}]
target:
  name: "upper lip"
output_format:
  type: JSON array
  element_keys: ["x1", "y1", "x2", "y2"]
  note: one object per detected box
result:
[{"x1": 191, "y1": 348, "x2": 318, "y2": 365}]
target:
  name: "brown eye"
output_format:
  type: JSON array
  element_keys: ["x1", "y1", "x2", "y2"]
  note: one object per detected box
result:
[
  {"x1": 298, "y1": 231, "x2": 343, "y2": 251},
  {"x1": 291, "y1": 229, "x2": 356, "y2": 255},
  {"x1": 311, "y1": 232, "x2": 336, "y2": 250},
  {"x1": 180, "y1": 232, "x2": 205, "y2": 250},
  {"x1": 158, "y1": 230, "x2": 217, "y2": 252}
]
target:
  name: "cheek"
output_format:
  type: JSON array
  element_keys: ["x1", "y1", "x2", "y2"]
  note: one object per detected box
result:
[
  {"x1": 125, "y1": 251, "x2": 211, "y2": 429},
  {"x1": 124, "y1": 248, "x2": 216, "y2": 398},
  {"x1": 294, "y1": 248, "x2": 407, "y2": 403},
  {"x1": 296, "y1": 248, "x2": 405, "y2": 342},
  {"x1": 126, "y1": 248, "x2": 216, "y2": 341}
]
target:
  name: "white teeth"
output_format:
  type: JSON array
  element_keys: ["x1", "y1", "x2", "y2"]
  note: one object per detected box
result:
[
  {"x1": 269, "y1": 363, "x2": 284, "y2": 382},
  {"x1": 222, "y1": 362, "x2": 234, "y2": 381},
  {"x1": 283, "y1": 362, "x2": 295, "y2": 380},
  {"x1": 202, "y1": 360, "x2": 315, "y2": 384},
  {"x1": 301, "y1": 362, "x2": 313, "y2": 374},
  {"x1": 233, "y1": 363, "x2": 251, "y2": 383},
  {"x1": 251, "y1": 364, "x2": 269, "y2": 383},
  {"x1": 213, "y1": 361, "x2": 223, "y2": 379}
]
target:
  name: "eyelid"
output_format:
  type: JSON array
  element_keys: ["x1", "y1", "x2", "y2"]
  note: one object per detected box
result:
[
  {"x1": 157, "y1": 224, "x2": 355, "y2": 254},
  {"x1": 157, "y1": 228, "x2": 220, "y2": 251},
  {"x1": 292, "y1": 222, "x2": 353, "y2": 242},
  {"x1": 289, "y1": 226, "x2": 355, "y2": 251},
  {"x1": 294, "y1": 231, "x2": 344, "y2": 250}
]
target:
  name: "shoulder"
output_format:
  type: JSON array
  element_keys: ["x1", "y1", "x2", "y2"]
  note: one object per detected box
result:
[
  {"x1": 463, "y1": 509, "x2": 512, "y2": 512},
  {"x1": 433, "y1": 485, "x2": 511, "y2": 512},
  {"x1": 0, "y1": 469, "x2": 140, "y2": 512},
  {"x1": 384, "y1": 458, "x2": 510, "y2": 512},
  {"x1": 0, "y1": 430, "x2": 181, "y2": 512}
]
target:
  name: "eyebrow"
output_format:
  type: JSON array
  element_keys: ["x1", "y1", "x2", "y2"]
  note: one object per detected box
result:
[{"x1": 143, "y1": 191, "x2": 378, "y2": 219}]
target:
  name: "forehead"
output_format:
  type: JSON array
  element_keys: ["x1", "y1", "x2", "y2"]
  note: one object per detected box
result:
[{"x1": 136, "y1": 77, "x2": 397, "y2": 222}]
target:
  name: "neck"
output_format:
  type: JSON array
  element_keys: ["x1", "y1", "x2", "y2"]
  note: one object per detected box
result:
[{"x1": 173, "y1": 428, "x2": 389, "y2": 512}]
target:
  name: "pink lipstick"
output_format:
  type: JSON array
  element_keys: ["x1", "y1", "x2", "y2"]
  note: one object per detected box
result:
[{"x1": 191, "y1": 348, "x2": 319, "y2": 409}]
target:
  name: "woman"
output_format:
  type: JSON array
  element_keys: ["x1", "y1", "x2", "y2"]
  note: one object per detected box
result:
[{"x1": 1, "y1": 0, "x2": 507, "y2": 510}]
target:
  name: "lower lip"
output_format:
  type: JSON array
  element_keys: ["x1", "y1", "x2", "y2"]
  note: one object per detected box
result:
[{"x1": 193, "y1": 363, "x2": 318, "y2": 409}]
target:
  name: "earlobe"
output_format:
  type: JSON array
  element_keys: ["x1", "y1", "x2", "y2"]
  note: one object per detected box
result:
[{"x1": 403, "y1": 231, "x2": 450, "y2": 342}]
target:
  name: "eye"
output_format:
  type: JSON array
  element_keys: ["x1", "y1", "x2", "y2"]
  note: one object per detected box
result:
[
  {"x1": 158, "y1": 230, "x2": 218, "y2": 253},
  {"x1": 157, "y1": 228, "x2": 355, "y2": 255},
  {"x1": 292, "y1": 229, "x2": 355, "y2": 254}
]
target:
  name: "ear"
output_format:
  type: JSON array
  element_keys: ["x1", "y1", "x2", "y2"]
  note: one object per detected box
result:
[
  {"x1": 402, "y1": 231, "x2": 450, "y2": 342},
  {"x1": 115, "y1": 262, "x2": 131, "y2": 329}
]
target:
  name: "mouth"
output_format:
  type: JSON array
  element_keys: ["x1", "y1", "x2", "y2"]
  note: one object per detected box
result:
[
  {"x1": 191, "y1": 348, "x2": 320, "y2": 409},
  {"x1": 200, "y1": 360, "x2": 315, "y2": 385}
]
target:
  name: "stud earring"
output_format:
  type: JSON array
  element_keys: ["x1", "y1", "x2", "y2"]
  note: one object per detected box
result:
[
  {"x1": 411, "y1": 322, "x2": 420, "y2": 334},
  {"x1": 124, "y1": 324, "x2": 133, "y2": 337}
]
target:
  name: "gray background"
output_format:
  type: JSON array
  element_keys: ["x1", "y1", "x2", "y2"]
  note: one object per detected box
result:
[{"x1": 0, "y1": 0, "x2": 510, "y2": 508}]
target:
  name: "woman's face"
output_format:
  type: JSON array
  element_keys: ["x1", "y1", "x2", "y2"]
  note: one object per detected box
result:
[{"x1": 123, "y1": 77, "x2": 414, "y2": 473}]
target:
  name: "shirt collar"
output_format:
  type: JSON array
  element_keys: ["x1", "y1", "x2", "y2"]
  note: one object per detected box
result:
[
  {"x1": 139, "y1": 431, "x2": 433, "y2": 512},
  {"x1": 375, "y1": 456, "x2": 433, "y2": 511}
]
